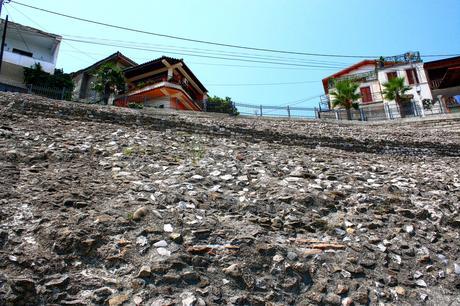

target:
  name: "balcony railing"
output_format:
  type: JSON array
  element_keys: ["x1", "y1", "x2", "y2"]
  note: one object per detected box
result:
[
  {"x1": 429, "y1": 79, "x2": 443, "y2": 89},
  {"x1": 328, "y1": 70, "x2": 378, "y2": 89},
  {"x1": 3, "y1": 51, "x2": 55, "y2": 73},
  {"x1": 358, "y1": 92, "x2": 383, "y2": 104}
]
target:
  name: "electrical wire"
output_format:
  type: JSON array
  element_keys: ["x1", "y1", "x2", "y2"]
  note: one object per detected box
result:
[
  {"x1": 8, "y1": 3, "x2": 98, "y2": 61},
  {"x1": 8, "y1": 1, "x2": 394, "y2": 59},
  {"x1": 61, "y1": 34, "x2": 353, "y2": 67},
  {"x1": 11, "y1": 1, "x2": 459, "y2": 59},
  {"x1": 63, "y1": 37, "x2": 349, "y2": 69},
  {"x1": 207, "y1": 80, "x2": 319, "y2": 87}
]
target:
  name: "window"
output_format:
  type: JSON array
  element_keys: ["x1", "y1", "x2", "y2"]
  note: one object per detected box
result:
[
  {"x1": 12, "y1": 48, "x2": 33, "y2": 57},
  {"x1": 406, "y1": 68, "x2": 419, "y2": 85},
  {"x1": 386, "y1": 72, "x2": 397, "y2": 81},
  {"x1": 360, "y1": 86, "x2": 373, "y2": 103}
]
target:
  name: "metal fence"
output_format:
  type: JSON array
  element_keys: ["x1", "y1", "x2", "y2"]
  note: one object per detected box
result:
[
  {"x1": 27, "y1": 84, "x2": 73, "y2": 101},
  {"x1": 319, "y1": 100, "x2": 459, "y2": 121},
  {"x1": 232, "y1": 102, "x2": 318, "y2": 119}
]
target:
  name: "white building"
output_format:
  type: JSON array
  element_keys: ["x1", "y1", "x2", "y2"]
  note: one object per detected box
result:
[
  {"x1": 0, "y1": 19, "x2": 61, "y2": 89},
  {"x1": 322, "y1": 52, "x2": 434, "y2": 119}
]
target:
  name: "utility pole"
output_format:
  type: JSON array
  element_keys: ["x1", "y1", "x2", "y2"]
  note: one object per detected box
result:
[{"x1": 0, "y1": 0, "x2": 10, "y2": 74}]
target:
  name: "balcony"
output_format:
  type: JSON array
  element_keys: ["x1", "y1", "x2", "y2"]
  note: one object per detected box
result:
[
  {"x1": 131, "y1": 76, "x2": 201, "y2": 101},
  {"x1": 3, "y1": 51, "x2": 55, "y2": 73},
  {"x1": 328, "y1": 70, "x2": 378, "y2": 89}
]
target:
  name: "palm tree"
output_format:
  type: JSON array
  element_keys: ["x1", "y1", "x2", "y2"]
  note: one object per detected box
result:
[
  {"x1": 330, "y1": 79, "x2": 361, "y2": 120},
  {"x1": 382, "y1": 77, "x2": 412, "y2": 117}
]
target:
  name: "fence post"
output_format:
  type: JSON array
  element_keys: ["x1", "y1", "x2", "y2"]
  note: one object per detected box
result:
[
  {"x1": 386, "y1": 104, "x2": 393, "y2": 120},
  {"x1": 259, "y1": 105, "x2": 263, "y2": 117},
  {"x1": 314, "y1": 107, "x2": 318, "y2": 119},
  {"x1": 203, "y1": 99, "x2": 207, "y2": 112},
  {"x1": 28, "y1": 84, "x2": 32, "y2": 94},
  {"x1": 412, "y1": 100, "x2": 419, "y2": 117},
  {"x1": 287, "y1": 105, "x2": 291, "y2": 118},
  {"x1": 60, "y1": 88, "x2": 65, "y2": 100},
  {"x1": 360, "y1": 108, "x2": 365, "y2": 121}
]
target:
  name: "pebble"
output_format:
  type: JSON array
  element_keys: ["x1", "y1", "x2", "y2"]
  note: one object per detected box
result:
[
  {"x1": 157, "y1": 247, "x2": 171, "y2": 256},
  {"x1": 132, "y1": 206, "x2": 148, "y2": 221}
]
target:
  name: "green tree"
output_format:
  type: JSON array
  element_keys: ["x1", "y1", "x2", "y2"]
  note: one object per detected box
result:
[
  {"x1": 382, "y1": 77, "x2": 412, "y2": 117},
  {"x1": 23, "y1": 63, "x2": 74, "y2": 100},
  {"x1": 206, "y1": 95, "x2": 239, "y2": 115},
  {"x1": 92, "y1": 63, "x2": 126, "y2": 104},
  {"x1": 330, "y1": 79, "x2": 361, "y2": 120}
]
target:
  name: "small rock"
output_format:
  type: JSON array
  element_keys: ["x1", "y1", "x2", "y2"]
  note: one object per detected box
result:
[
  {"x1": 137, "y1": 265, "x2": 151, "y2": 278},
  {"x1": 405, "y1": 225, "x2": 415, "y2": 235},
  {"x1": 223, "y1": 263, "x2": 242, "y2": 278},
  {"x1": 273, "y1": 254, "x2": 284, "y2": 263},
  {"x1": 181, "y1": 292, "x2": 197, "y2": 306},
  {"x1": 454, "y1": 263, "x2": 460, "y2": 275},
  {"x1": 164, "y1": 224, "x2": 173, "y2": 232},
  {"x1": 287, "y1": 251, "x2": 298, "y2": 260},
  {"x1": 324, "y1": 293, "x2": 341, "y2": 305},
  {"x1": 336, "y1": 284, "x2": 348, "y2": 295},
  {"x1": 170, "y1": 232, "x2": 183, "y2": 243},
  {"x1": 108, "y1": 294, "x2": 129, "y2": 306},
  {"x1": 341, "y1": 297, "x2": 353, "y2": 306},
  {"x1": 415, "y1": 279, "x2": 427, "y2": 287},
  {"x1": 220, "y1": 174, "x2": 233, "y2": 181},
  {"x1": 132, "y1": 206, "x2": 148, "y2": 221},
  {"x1": 395, "y1": 286, "x2": 406, "y2": 296},
  {"x1": 154, "y1": 240, "x2": 168, "y2": 247},
  {"x1": 44, "y1": 274, "x2": 69, "y2": 288},
  {"x1": 157, "y1": 247, "x2": 171, "y2": 256}
]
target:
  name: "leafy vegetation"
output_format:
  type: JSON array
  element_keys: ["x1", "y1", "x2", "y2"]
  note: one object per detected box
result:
[
  {"x1": 329, "y1": 79, "x2": 361, "y2": 120},
  {"x1": 23, "y1": 63, "x2": 74, "y2": 95},
  {"x1": 128, "y1": 102, "x2": 144, "y2": 109},
  {"x1": 92, "y1": 63, "x2": 126, "y2": 104},
  {"x1": 382, "y1": 77, "x2": 413, "y2": 117},
  {"x1": 382, "y1": 77, "x2": 412, "y2": 104},
  {"x1": 206, "y1": 95, "x2": 239, "y2": 115}
]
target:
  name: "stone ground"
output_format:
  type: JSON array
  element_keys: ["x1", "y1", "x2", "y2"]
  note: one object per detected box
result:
[{"x1": 0, "y1": 96, "x2": 460, "y2": 305}]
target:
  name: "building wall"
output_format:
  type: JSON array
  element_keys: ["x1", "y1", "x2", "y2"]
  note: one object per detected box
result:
[
  {"x1": 377, "y1": 62, "x2": 432, "y2": 104},
  {"x1": 4, "y1": 36, "x2": 56, "y2": 64},
  {"x1": 328, "y1": 62, "x2": 433, "y2": 108},
  {"x1": 144, "y1": 97, "x2": 171, "y2": 109}
]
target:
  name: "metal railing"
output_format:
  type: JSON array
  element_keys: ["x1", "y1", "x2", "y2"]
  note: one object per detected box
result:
[
  {"x1": 319, "y1": 100, "x2": 452, "y2": 121},
  {"x1": 27, "y1": 84, "x2": 73, "y2": 101},
  {"x1": 231, "y1": 102, "x2": 318, "y2": 119}
]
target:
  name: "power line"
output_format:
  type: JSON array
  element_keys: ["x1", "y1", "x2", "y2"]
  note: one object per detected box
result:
[
  {"x1": 8, "y1": 3, "x2": 98, "y2": 61},
  {"x1": 63, "y1": 37, "x2": 349, "y2": 69},
  {"x1": 61, "y1": 34, "x2": 353, "y2": 67},
  {"x1": 10, "y1": 2, "x2": 460, "y2": 61},
  {"x1": 4, "y1": 6, "x2": 31, "y2": 52},
  {"x1": 207, "y1": 80, "x2": 319, "y2": 87},
  {"x1": 61, "y1": 36, "x2": 347, "y2": 68},
  {"x1": 9, "y1": 1, "x2": 390, "y2": 59}
]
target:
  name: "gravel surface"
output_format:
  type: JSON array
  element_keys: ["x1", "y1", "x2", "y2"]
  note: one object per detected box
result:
[{"x1": 0, "y1": 95, "x2": 459, "y2": 305}]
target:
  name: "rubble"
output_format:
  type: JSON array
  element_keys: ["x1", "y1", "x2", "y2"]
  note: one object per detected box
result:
[{"x1": 0, "y1": 93, "x2": 460, "y2": 305}]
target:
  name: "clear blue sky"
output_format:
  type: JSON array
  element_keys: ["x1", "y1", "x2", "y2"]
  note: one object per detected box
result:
[{"x1": 3, "y1": 0, "x2": 460, "y2": 108}]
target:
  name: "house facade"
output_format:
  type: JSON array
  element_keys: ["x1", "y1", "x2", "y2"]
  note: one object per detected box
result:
[
  {"x1": 71, "y1": 52, "x2": 136, "y2": 102},
  {"x1": 115, "y1": 56, "x2": 207, "y2": 111},
  {"x1": 0, "y1": 19, "x2": 61, "y2": 89},
  {"x1": 424, "y1": 56, "x2": 460, "y2": 113},
  {"x1": 322, "y1": 52, "x2": 433, "y2": 118}
]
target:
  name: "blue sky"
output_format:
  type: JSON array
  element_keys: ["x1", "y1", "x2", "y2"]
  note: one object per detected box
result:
[{"x1": 3, "y1": 0, "x2": 460, "y2": 108}]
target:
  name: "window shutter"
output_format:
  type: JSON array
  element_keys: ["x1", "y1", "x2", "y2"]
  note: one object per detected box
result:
[{"x1": 406, "y1": 69, "x2": 414, "y2": 84}]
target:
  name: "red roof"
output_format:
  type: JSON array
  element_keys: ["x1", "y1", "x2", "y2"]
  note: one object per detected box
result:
[{"x1": 322, "y1": 60, "x2": 376, "y2": 94}]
